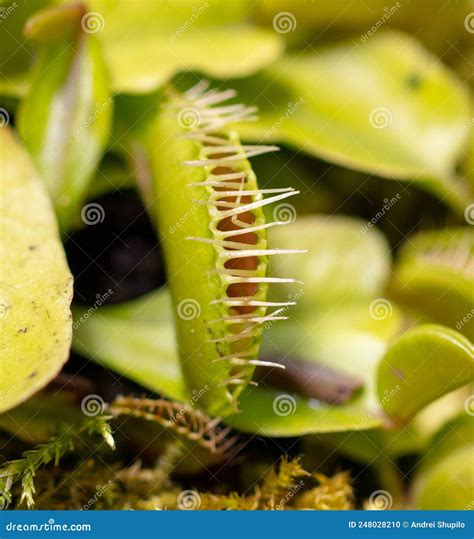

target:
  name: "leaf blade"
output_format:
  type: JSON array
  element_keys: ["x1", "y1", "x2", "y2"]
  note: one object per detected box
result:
[
  {"x1": 72, "y1": 290, "x2": 187, "y2": 403},
  {"x1": 232, "y1": 33, "x2": 471, "y2": 211},
  {"x1": 376, "y1": 324, "x2": 474, "y2": 423},
  {"x1": 0, "y1": 128, "x2": 73, "y2": 413},
  {"x1": 89, "y1": 0, "x2": 282, "y2": 93},
  {"x1": 225, "y1": 387, "x2": 382, "y2": 436},
  {"x1": 18, "y1": 11, "x2": 113, "y2": 231}
]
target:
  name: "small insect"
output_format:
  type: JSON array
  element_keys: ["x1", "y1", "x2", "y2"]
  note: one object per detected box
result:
[{"x1": 151, "y1": 81, "x2": 304, "y2": 416}]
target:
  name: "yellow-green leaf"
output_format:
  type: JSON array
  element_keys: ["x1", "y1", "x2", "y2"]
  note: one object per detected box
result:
[
  {"x1": 18, "y1": 6, "x2": 113, "y2": 231},
  {"x1": 226, "y1": 387, "x2": 381, "y2": 436},
  {"x1": 72, "y1": 289, "x2": 187, "y2": 403},
  {"x1": 376, "y1": 324, "x2": 474, "y2": 423},
  {"x1": 232, "y1": 33, "x2": 471, "y2": 212},
  {"x1": 23, "y1": 3, "x2": 86, "y2": 44},
  {"x1": 0, "y1": 128, "x2": 73, "y2": 413},
  {"x1": 88, "y1": 0, "x2": 282, "y2": 93},
  {"x1": 391, "y1": 227, "x2": 474, "y2": 340},
  {"x1": 413, "y1": 445, "x2": 473, "y2": 509},
  {"x1": 268, "y1": 215, "x2": 391, "y2": 312}
]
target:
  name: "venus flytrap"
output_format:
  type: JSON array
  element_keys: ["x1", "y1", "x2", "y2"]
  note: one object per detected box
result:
[
  {"x1": 391, "y1": 228, "x2": 474, "y2": 340},
  {"x1": 149, "y1": 82, "x2": 303, "y2": 416},
  {"x1": 1, "y1": 0, "x2": 473, "y2": 512}
]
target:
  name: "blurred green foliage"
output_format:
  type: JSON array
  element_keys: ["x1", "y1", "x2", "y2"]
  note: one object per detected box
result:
[{"x1": 0, "y1": 0, "x2": 472, "y2": 510}]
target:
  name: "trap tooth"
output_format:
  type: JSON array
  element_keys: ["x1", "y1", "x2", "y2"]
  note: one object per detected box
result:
[{"x1": 151, "y1": 82, "x2": 304, "y2": 416}]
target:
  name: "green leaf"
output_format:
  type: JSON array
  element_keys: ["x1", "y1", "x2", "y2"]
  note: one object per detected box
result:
[
  {"x1": 255, "y1": 0, "x2": 469, "y2": 45},
  {"x1": 268, "y1": 215, "x2": 392, "y2": 312},
  {"x1": 411, "y1": 388, "x2": 472, "y2": 447},
  {"x1": 261, "y1": 214, "x2": 400, "y2": 417},
  {"x1": 417, "y1": 412, "x2": 474, "y2": 474},
  {"x1": 226, "y1": 387, "x2": 381, "y2": 436},
  {"x1": 376, "y1": 324, "x2": 474, "y2": 423},
  {"x1": 18, "y1": 6, "x2": 113, "y2": 231},
  {"x1": 72, "y1": 289, "x2": 187, "y2": 403},
  {"x1": 23, "y1": 3, "x2": 87, "y2": 44},
  {"x1": 314, "y1": 389, "x2": 469, "y2": 466},
  {"x1": 232, "y1": 33, "x2": 471, "y2": 212},
  {"x1": 413, "y1": 444, "x2": 473, "y2": 509},
  {"x1": 250, "y1": 214, "x2": 403, "y2": 432},
  {"x1": 88, "y1": 0, "x2": 282, "y2": 93},
  {"x1": 411, "y1": 409, "x2": 474, "y2": 508},
  {"x1": 391, "y1": 227, "x2": 474, "y2": 340},
  {"x1": 0, "y1": 128, "x2": 73, "y2": 413}
]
